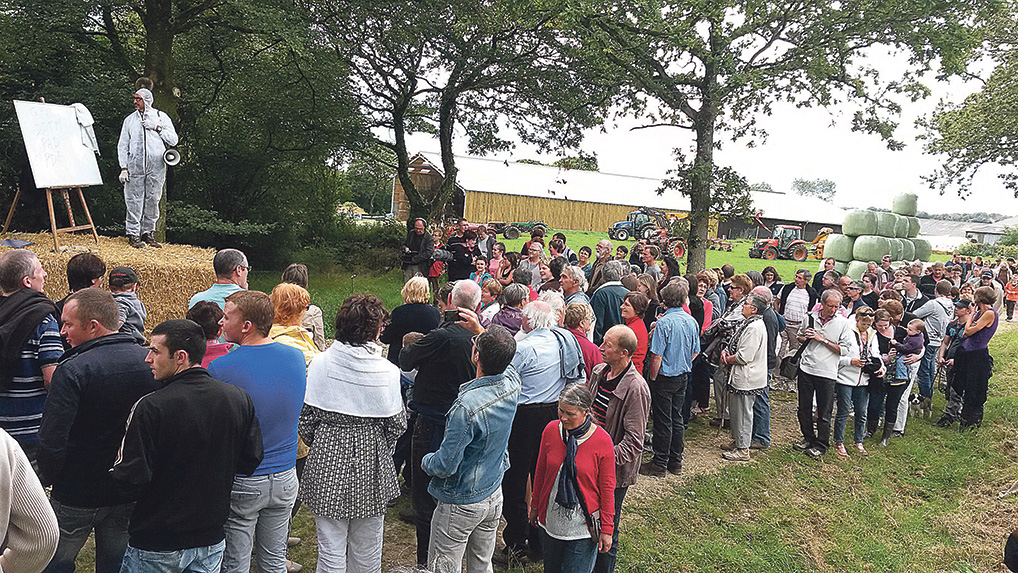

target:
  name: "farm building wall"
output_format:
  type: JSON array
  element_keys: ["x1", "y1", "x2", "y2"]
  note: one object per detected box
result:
[
  {"x1": 463, "y1": 191, "x2": 655, "y2": 233},
  {"x1": 718, "y1": 218, "x2": 842, "y2": 242},
  {"x1": 392, "y1": 171, "x2": 443, "y2": 221}
]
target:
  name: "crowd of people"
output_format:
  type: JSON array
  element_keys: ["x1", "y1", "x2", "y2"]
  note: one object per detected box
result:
[{"x1": 0, "y1": 222, "x2": 1004, "y2": 573}]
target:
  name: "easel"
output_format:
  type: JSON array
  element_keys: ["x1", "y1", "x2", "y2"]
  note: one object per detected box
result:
[
  {"x1": 4, "y1": 96, "x2": 102, "y2": 251},
  {"x1": 2, "y1": 186, "x2": 100, "y2": 252}
]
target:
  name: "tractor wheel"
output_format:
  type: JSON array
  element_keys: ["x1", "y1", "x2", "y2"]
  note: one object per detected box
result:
[
  {"x1": 641, "y1": 226, "x2": 656, "y2": 240},
  {"x1": 503, "y1": 226, "x2": 521, "y2": 240},
  {"x1": 616, "y1": 228, "x2": 630, "y2": 242},
  {"x1": 763, "y1": 247, "x2": 778, "y2": 260},
  {"x1": 535, "y1": 224, "x2": 548, "y2": 234},
  {"x1": 792, "y1": 245, "x2": 808, "y2": 262},
  {"x1": 672, "y1": 240, "x2": 685, "y2": 259}
]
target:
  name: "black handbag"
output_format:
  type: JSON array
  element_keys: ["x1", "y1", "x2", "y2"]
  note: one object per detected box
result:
[{"x1": 779, "y1": 315, "x2": 814, "y2": 380}]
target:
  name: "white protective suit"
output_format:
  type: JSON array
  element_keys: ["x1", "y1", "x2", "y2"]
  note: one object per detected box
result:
[{"x1": 117, "y1": 88, "x2": 178, "y2": 237}]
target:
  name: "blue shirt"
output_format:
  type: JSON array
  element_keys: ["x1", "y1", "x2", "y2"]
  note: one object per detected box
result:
[
  {"x1": 188, "y1": 284, "x2": 244, "y2": 310},
  {"x1": 209, "y1": 343, "x2": 306, "y2": 475},
  {"x1": 511, "y1": 328, "x2": 584, "y2": 404},
  {"x1": 422, "y1": 367, "x2": 521, "y2": 504},
  {"x1": 649, "y1": 307, "x2": 700, "y2": 377},
  {"x1": 564, "y1": 290, "x2": 590, "y2": 306},
  {"x1": 0, "y1": 315, "x2": 63, "y2": 444}
]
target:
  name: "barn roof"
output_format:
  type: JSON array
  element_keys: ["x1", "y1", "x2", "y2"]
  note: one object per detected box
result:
[{"x1": 412, "y1": 151, "x2": 847, "y2": 225}]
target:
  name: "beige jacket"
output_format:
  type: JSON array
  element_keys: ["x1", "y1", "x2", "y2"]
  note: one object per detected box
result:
[{"x1": 1, "y1": 430, "x2": 58, "y2": 573}]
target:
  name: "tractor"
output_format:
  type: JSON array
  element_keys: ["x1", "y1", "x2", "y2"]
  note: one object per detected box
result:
[
  {"x1": 748, "y1": 225, "x2": 831, "y2": 261},
  {"x1": 608, "y1": 207, "x2": 687, "y2": 259}
]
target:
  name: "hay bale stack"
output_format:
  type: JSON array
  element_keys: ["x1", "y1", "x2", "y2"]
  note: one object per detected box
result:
[{"x1": 1, "y1": 232, "x2": 215, "y2": 335}]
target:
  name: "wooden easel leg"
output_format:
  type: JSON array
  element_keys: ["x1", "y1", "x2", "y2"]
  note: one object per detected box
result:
[
  {"x1": 46, "y1": 188, "x2": 61, "y2": 251},
  {"x1": 76, "y1": 188, "x2": 99, "y2": 244},
  {"x1": 61, "y1": 188, "x2": 76, "y2": 227},
  {"x1": 2, "y1": 188, "x2": 20, "y2": 234}
]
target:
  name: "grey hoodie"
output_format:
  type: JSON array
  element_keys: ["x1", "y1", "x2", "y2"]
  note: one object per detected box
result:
[{"x1": 113, "y1": 292, "x2": 146, "y2": 345}]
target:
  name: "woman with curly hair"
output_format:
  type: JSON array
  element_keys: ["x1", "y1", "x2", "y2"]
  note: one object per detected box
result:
[{"x1": 299, "y1": 295, "x2": 407, "y2": 572}]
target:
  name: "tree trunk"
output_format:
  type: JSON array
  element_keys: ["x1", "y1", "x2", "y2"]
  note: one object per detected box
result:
[
  {"x1": 434, "y1": 92, "x2": 459, "y2": 222},
  {"x1": 144, "y1": 0, "x2": 176, "y2": 241},
  {"x1": 391, "y1": 112, "x2": 427, "y2": 221},
  {"x1": 686, "y1": 126, "x2": 712, "y2": 274}
]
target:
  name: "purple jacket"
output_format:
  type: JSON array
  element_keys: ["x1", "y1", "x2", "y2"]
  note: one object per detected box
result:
[{"x1": 490, "y1": 306, "x2": 524, "y2": 335}]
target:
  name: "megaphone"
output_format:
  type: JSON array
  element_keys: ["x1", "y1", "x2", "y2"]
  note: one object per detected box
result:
[{"x1": 163, "y1": 148, "x2": 180, "y2": 166}]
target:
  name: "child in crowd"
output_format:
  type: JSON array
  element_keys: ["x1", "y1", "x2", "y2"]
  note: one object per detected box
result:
[
  {"x1": 108, "y1": 266, "x2": 146, "y2": 345},
  {"x1": 469, "y1": 256, "x2": 491, "y2": 285},
  {"x1": 428, "y1": 230, "x2": 446, "y2": 303},
  {"x1": 892, "y1": 318, "x2": 925, "y2": 381},
  {"x1": 1004, "y1": 275, "x2": 1018, "y2": 320},
  {"x1": 186, "y1": 301, "x2": 232, "y2": 367}
]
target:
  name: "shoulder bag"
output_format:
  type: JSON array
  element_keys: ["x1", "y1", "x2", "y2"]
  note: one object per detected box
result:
[{"x1": 779, "y1": 314, "x2": 814, "y2": 380}]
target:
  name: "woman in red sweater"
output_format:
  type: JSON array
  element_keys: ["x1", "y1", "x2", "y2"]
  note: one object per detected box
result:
[
  {"x1": 530, "y1": 384, "x2": 616, "y2": 573},
  {"x1": 620, "y1": 292, "x2": 649, "y2": 376}
]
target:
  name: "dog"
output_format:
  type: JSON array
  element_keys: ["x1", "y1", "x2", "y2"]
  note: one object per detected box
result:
[{"x1": 909, "y1": 393, "x2": 933, "y2": 419}]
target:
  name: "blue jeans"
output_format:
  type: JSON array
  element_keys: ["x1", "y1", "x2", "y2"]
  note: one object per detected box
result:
[
  {"x1": 751, "y1": 382, "x2": 771, "y2": 447},
  {"x1": 593, "y1": 486, "x2": 627, "y2": 573},
  {"x1": 833, "y1": 384, "x2": 869, "y2": 444},
  {"x1": 47, "y1": 500, "x2": 133, "y2": 573},
  {"x1": 222, "y1": 468, "x2": 299, "y2": 573},
  {"x1": 540, "y1": 529, "x2": 597, "y2": 573},
  {"x1": 119, "y1": 540, "x2": 225, "y2": 573},
  {"x1": 917, "y1": 344, "x2": 940, "y2": 399}
]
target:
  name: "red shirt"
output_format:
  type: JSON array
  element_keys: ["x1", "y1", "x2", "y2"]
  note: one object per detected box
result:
[
  {"x1": 625, "y1": 316, "x2": 648, "y2": 375},
  {"x1": 202, "y1": 341, "x2": 232, "y2": 368},
  {"x1": 533, "y1": 421, "x2": 616, "y2": 535},
  {"x1": 569, "y1": 328, "x2": 603, "y2": 380}
]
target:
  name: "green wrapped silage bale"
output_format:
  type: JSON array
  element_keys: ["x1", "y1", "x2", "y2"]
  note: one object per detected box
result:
[
  {"x1": 894, "y1": 215, "x2": 909, "y2": 238},
  {"x1": 888, "y1": 238, "x2": 903, "y2": 260},
  {"x1": 912, "y1": 238, "x2": 932, "y2": 261},
  {"x1": 824, "y1": 234, "x2": 856, "y2": 263},
  {"x1": 834, "y1": 261, "x2": 848, "y2": 275},
  {"x1": 892, "y1": 193, "x2": 918, "y2": 217},
  {"x1": 852, "y1": 235, "x2": 890, "y2": 262},
  {"x1": 847, "y1": 260, "x2": 869, "y2": 279},
  {"x1": 842, "y1": 210, "x2": 878, "y2": 237},
  {"x1": 876, "y1": 212, "x2": 897, "y2": 237},
  {"x1": 900, "y1": 239, "x2": 915, "y2": 261},
  {"x1": 907, "y1": 217, "x2": 920, "y2": 238}
]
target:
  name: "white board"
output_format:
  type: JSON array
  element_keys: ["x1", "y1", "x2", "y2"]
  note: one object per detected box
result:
[{"x1": 14, "y1": 100, "x2": 103, "y2": 189}]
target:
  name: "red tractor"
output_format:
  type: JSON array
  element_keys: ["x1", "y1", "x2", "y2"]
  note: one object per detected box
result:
[{"x1": 748, "y1": 225, "x2": 811, "y2": 262}]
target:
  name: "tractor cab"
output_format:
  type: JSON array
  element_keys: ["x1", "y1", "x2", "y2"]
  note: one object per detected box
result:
[{"x1": 775, "y1": 225, "x2": 802, "y2": 247}]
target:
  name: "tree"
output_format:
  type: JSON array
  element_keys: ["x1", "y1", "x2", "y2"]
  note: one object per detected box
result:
[
  {"x1": 921, "y1": 5, "x2": 1018, "y2": 198},
  {"x1": 567, "y1": 0, "x2": 992, "y2": 272},
  {"x1": 554, "y1": 152, "x2": 599, "y2": 171},
  {"x1": 792, "y1": 178, "x2": 837, "y2": 202}
]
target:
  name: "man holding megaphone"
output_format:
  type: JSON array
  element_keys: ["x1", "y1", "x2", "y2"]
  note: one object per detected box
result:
[{"x1": 117, "y1": 87, "x2": 178, "y2": 248}]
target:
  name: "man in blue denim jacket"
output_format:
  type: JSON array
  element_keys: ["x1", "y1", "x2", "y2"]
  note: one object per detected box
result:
[{"x1": 422, "y1": 325, "x2": 521, "y2": 573}]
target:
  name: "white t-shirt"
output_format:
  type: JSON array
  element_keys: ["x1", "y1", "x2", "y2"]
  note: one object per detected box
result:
[{"x1": 784, "y1": 287, "x2": 810, "y2": 323}]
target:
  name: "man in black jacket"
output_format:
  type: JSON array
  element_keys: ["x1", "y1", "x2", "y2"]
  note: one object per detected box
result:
[
  {"x1": 777, "y1": 269, "x2": 817, "y2": 370},
  {"x1": 402, "y1": 218, "x2": 434, "y2": 284},
  {"x1": 446, "y1": 230, "x2": 480, "y2": 281},
  {"x1": 37, "y1": 288, "x2": 160, "y2": 573},
  {"x1": 399, "y1": 280, "x2": 479, "y2": 568},
  {"x1": 112, "y1": 319, "x2": 262, "y2": 573}
]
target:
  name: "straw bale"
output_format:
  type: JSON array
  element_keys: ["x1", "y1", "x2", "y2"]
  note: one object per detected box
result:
[{"x1": 1, "y1": 232, "x2": 215, "y2": 337}]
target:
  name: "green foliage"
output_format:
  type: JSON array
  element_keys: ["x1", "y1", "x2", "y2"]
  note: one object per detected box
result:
[
  {"x1": 295, "y1": 217, "x2": 406, "y2": 273},
  {"x1": 999, "y1": 226, "x2": 1018, "y2": 246},
  {"x1": 552, "y1": 152, "x2": 599, "y2": 171},
  {"x1": 792, "y1": 178, "x2": 837, "y2": 202},
  {"x1": 957, "y1": 240, "x2": 1018, "y2": 259},
  {"x1": 921, "y1": 3, "x2": 1018, "y2": 197}
]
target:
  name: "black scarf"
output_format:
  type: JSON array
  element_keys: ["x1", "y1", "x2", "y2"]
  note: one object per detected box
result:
[
  {"x1": 556, "y1": 415, "x2": 593, "y2": 510},
  {"x1": 0, "y1": 288, "x2": 59, "y2": 388}
]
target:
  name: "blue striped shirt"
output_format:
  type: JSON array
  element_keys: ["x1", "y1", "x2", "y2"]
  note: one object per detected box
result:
[{"x1": 0, "y1": 314, "x2": 62, "y2": 444}]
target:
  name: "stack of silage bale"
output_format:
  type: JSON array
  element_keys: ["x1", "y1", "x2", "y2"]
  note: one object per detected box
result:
[{"x1": 821, "y1": 193, "x2": 933, "y2": 279}]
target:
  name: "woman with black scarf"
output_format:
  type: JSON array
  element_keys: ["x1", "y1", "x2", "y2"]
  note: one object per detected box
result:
[{"x1": 531, "y1": 384, "x2": 616, "y2": 572}]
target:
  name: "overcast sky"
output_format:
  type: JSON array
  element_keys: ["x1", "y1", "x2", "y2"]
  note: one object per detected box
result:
[{"x1": 404, "y1": 53, "x2": 1015, "y2": 217}]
